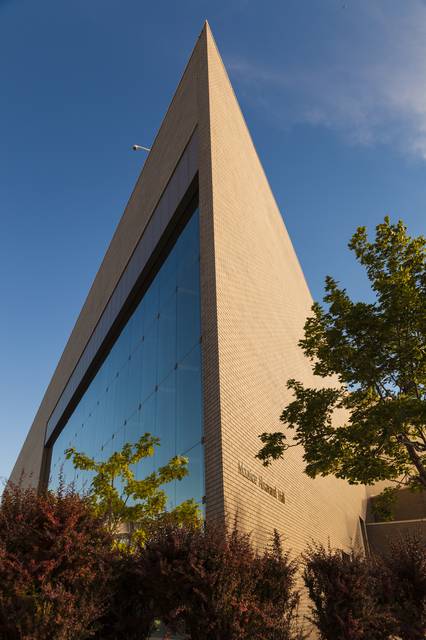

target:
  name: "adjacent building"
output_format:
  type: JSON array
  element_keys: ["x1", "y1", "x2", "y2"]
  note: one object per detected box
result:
[{"x1": 12, "y1": 23, "x2": 370, "y2": 557}]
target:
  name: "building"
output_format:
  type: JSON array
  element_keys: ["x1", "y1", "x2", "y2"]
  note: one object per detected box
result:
[{"x1": 12, "y1": 23, "x2": 370, "y2": 558}]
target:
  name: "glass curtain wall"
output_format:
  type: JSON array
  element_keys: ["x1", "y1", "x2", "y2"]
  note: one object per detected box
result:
[{"x1": 49, "y1": 207, "x2": 203, "y2": 509}]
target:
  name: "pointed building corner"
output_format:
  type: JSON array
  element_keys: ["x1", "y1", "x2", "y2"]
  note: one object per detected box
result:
[
  {"x1": 195, "y1": 18, "x2": 214, "y2": 55},
  {"x1": 197, "y1": 11, "x2": 367, "y2": 553}
]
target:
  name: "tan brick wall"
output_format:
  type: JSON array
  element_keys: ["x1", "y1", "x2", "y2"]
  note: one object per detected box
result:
[
  {"x1": 200, "y1": 24, "x2": 366, "y2": 555},
  {"x1": 197, "y1": 31, "x2": 226, "y2": 525}
]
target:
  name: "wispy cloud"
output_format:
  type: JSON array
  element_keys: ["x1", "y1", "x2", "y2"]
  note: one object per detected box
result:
[{"x1": 228, "y1": 2, "x2": 426, "y2": 159}]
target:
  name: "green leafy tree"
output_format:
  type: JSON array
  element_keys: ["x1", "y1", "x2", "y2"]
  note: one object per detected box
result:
[
  {"x1": 370, "y1": 486, "x2": 399, "y2": 522},
  {"x1": 257, "y1": 218, "x2": 426, "y2": 496},
  {"x1": 65, "y1": 433, "x2": 201, "y2": 545}
]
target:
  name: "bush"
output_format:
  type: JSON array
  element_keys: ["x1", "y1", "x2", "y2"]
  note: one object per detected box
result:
[
  {"x1": 3, "y1": 482, "x2": 423, "y2": 640},
  {"x1": 303, "y1": 543, "x2": 395, "y2": 640},
  {"x1": 151, "y1": 524, "x2": 306, "y2": 640},
  {"x1": 93, "y1": 549, "x2": 155, "y2": 640},
  {"x1": 0, "y1": 483, "x2": 113, "y2": 640},
  {"x1": 254, "y1": 530, "x2": 304, "y2": 639},
  {"x1": 97, "y1": 524, "x2": 304, "y2": 640},
  {"x1": 376, "y1": 533, "x2": 426, "y2": 640},
  {"x1": 144, "y1": 524, "x2": 262, "y2": 639}
]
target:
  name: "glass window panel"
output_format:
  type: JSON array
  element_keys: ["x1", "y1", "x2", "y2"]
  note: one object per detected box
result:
[
  {"x1": 141, "y1": 276, "x2": 159, "y2": 334},
  {"x1": 141, "y1": 319, "x2": 158, "y2": 402},
  {"x1": 102, "y1": 377, "x2": 116, "y2": 451},
  {"x1": 117, "y1": 320, "x2": 132, "y2": 362},
  {"x1": 77, "y1": 422, "x2": 90, "y2": 461},
  {"x1": 126, "y1": 344, "x2": 143, "y2": 419},
  {"x1": 129, "y1": 302, "x2": 144, "y2": 353},
  {"x1": 100, "y1": 434, "x2": 113, "y2": 463},
  {"x1": 177, "y1": 254, "x2": 199, "y2": 294},
  {"x1": 159, "y1": 248, "x2": 177, "y2": 309},
  {"x1": 140, "y1": 391, "x2": 157, "y2": 439},
  {"x1": 87, "y1": 400, "x2": 100, "y2": 460},
  {"x1": 177, "y1": 212, "x2": 199, "y2": 268},
  {"x1": 175, "y1": 443, "x2": 204, "y2": 508},
  {"x1": 113, "y1": 365, "x2": 129, "y2": 432},
  {"x1": 50, "y1": 207, "x2": 203, "y2": 513},
  {"x1": 86, "y1": 377, "x2": 97, "y2": 412},
  {"x1": 106, "y1": 337, "x2": 124, "y2": 381},
  {"x1": 177, "y1": 286, "x2": 200, "y2": 362},
  {"x1": 115, "y1": 423, "x2": 127, "y2": 449},
  {"x1": 156, "y1": 372, "x2": 177, "y2": 511},
  {"x1": 156, "y1": 371, "x2": 176, "y2": 469},
  {"x1": 125, "y1": 407, "x2": 142, "y2": 447},
  {"x1": 94, "y1": 358, "x2": 108, "y2": 396},
  {"x1": 137, "y1": 392, "x2": 157, "y2": 479},
  {"x1": 176, "y1": 345, "x2": 202, "y2": 454},
  {"x1": 158, "y1": 295, "x2": 177, "y2": 384}
]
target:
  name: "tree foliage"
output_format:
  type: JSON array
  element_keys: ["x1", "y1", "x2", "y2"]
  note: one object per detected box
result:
[
  {"x1": 65, "y1": 433, "x2": 201, "y2": 545},
  {"x1": 0, "y1": 483, "x2": 113, "y2": 640},
  {"x1": 370, "y1": 486, "x2": 399, "y2": 522},
  {"x1": 257, "y1": 218, "x2": 426, "y2": 494}
]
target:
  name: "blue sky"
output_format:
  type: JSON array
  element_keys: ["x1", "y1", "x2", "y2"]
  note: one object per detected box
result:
[{"x1": 1, "y1": 0, "x2": 425, "y2": 480}]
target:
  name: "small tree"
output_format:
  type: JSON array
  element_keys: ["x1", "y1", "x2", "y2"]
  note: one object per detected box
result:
[
  {"x1": 257, "y1": 218, "x2": 426, "y2": 502},
  {"x1": 303, "y1": 543, "x2": 395, "y2": 640},
  {"x1": 65, "y1": 433, "x2": 201, "y2": 545},
  {"x1": 0, "y1": 483, "x2": 113, "y2": 640}
]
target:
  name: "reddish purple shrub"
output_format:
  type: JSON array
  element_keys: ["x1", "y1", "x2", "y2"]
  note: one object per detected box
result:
[
  {"x1": 97, "y1": 524, "x2": 303, "y2": 639},
  {"x1": 254, "y1": 530, "x2": 304, "y2": 639},
  {"x1": 377, "y1": 533, "x2": 426, "y2": 640},
  {"x1": 93, "y1": 550, "x2": 155, "y2": 640},
  {"x1": 142, "y1": 524, "x2": 258, "y2": 639},
  {"x1": 0, "y1": 483, "x2": 113, "y2": 640},
  {"x1": 303, "y1": 543, "x2": 395, "y2": 640},
  {"x1": 137, "y1": 524, "x2": 303, "y2": 640}
]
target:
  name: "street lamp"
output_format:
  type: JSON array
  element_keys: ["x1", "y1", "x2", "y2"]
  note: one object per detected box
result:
[{"x1": 132, "y1": 144, "x2": 151, "y2": 152}]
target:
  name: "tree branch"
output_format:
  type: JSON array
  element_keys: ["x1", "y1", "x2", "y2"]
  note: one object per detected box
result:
[{"x1": 397, "y1": 435, "x2": 426, "y2": 488}]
